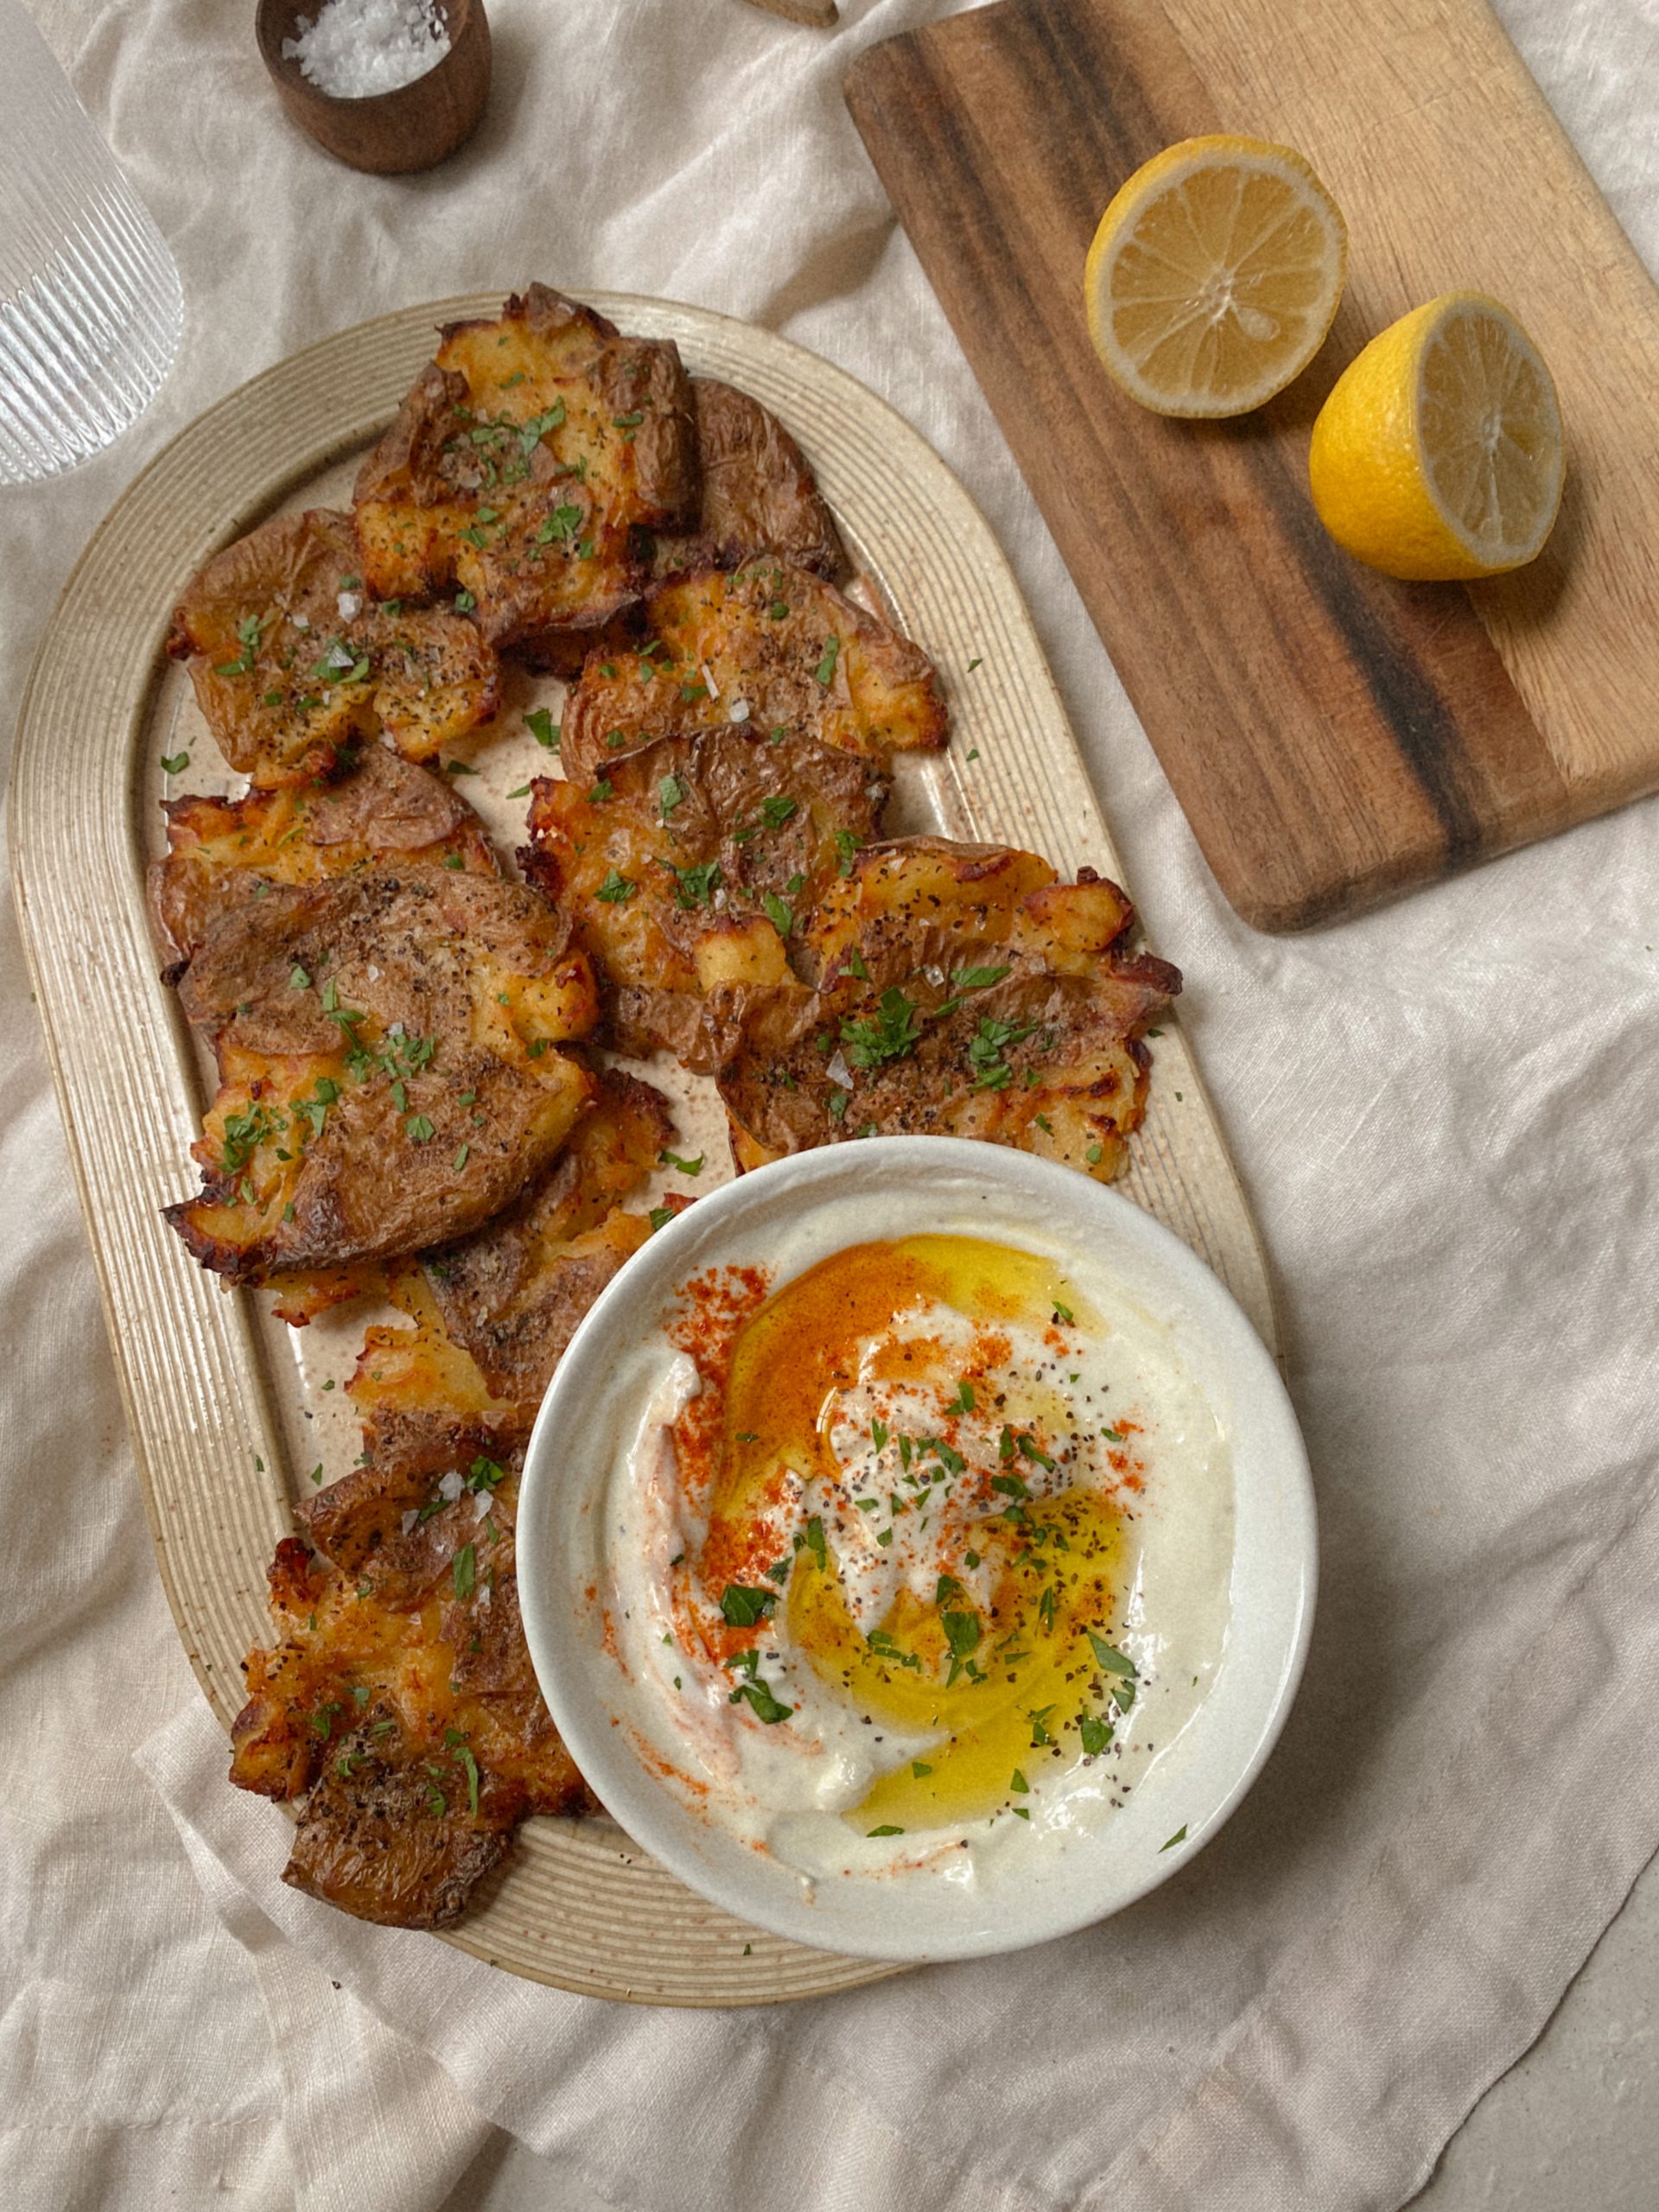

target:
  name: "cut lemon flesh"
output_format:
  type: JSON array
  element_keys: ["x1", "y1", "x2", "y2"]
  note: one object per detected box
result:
[
  {"x1": 1084, "y1": 135, "x2": 1348, "y2": 417},
  {"x1": 1308, "y1": 292, "x2": 1564, "y2": 580}
]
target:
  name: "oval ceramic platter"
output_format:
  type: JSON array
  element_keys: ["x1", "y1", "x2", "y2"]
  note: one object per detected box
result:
[{"x1": 9, "y1": 291, "x2": 1276, "y2": 2007}]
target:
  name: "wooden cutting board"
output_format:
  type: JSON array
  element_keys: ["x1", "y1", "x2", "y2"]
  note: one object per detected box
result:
[{"x1": 846, "y1": 0, "x2": 1659, "y2": 929}]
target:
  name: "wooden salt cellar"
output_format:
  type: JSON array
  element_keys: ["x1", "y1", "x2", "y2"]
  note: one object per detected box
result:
[{"x1": 257, "y1": 0, "x2": 492, "y2": 175}]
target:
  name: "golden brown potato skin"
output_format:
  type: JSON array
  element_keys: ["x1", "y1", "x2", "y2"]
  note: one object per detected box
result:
[
  {"x1": 521, "y1": 727, "x2": 887, "y2": 1064},
  {"x1": 561, "y1": 559, "x2": 947, "y2": 784},
  {"x1": 716, "y1": 838, "x2": 1179, "y2": 1182},
  {"x1": 283, "y1": 1716, "x2": 521, "y2": 1931},
  {"x1": 353, "y1": 286, "x2": 698, "y2": 663},
  {"x1": 167, "y1": 507, "x2": 502, "y2": 784},
  {"x1": 148, "y1": 747, "x2": 499, "y2": 984},
  {"x1": 165, "y1": 869, "x2": 599, "y2": 1283},
  {"x1": 230, "y1": 1414, "x2": 589, "y2": 1931},
  {"x1": 650, "y1": 378, "x2": 846, "y2": 582},
  {"x1": 423, "y1": 1068, "x2": 672, "y2": 1422}
]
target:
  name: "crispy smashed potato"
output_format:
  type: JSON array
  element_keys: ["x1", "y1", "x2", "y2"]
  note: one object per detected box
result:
[
  {"x1": 716, "y1": 838, "x2": 1179, "y2": 1179},
  {"x1": 422, "y1": 1069, "x2": 672, "y2": 1420},
  {"x1": 230, "y1": 1413, "x2": 588, "y2": 1929},
  {"x1": 168, "y1": 507, "x2": 502, "y2": 784},
  {"x1": 353, "y1": 285, "x2": 697, "y2": 663},
  {"x1": 521, "y1": 728, "x2": 887, "y2": 1064},
  {"x1": 650, "y1": 378, "x2": 845, "y2": 582},
  {"x1": 166, "y1": 870, "x2": 599, "y2": 1283},
  {"x1": 149, "y1": 747, "x2": 498, "y2": 984},
  {"x1": 344, "y1": 1070, "x2": 672, "y2": 1429},
  {"x1": 561, "y1": 559, "x2": 947, "y2": 783}
]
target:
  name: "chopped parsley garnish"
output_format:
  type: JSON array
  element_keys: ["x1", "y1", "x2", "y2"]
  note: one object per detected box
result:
[
  {"x1": 762, "y1": 890, "x2": 794, "y2": 938},
  {"x1": 967, "y1": 1014, "x2": 1037, "y2": 1090},
  {"x1": 214, "y1": 611, "x2": 265, "y2": 677},
  {"x1": 720, "y1": 1584, "x2": 778, "y2": 1628},
  {"x1": 524, "y1": 707, "x2": 559, "y2": 749},
  {"x1": 814, "y1": 636, "x2": 841, "y2": 686},
  {"x1": 404, "y1": 1114, "x2": 435, "y2": 1143},
  {"x1": 1016, "y1": 1433, "x2": 1056, "y2": 1471},
  {"x1": 868, "y1": 1825, "x2": 905, "y2": 1837},
  {"x1": 803, "y1": 1515, "x2": 827, "y2": 1572},
  {"x1": 941, "y1": 1608, "x2": 981, "y2": 1685},
  {"x1": 648, "y1": 1206, "x2": 676, "y2": 1231},
  {"x1": 658, "y1": 773, "x2": 685, "y2": 818},
  {"x1": 1079, "y1": 1713, "x2": 1113, "y2": 1757},
  {"x1": 160, "y1": 751, "x2": 190, "y2": 775},
  {"x1": 950, "y1": 965, "x2": 1011, "y2": 992},
  {"x1": 454, "y1": 590, "x2": 477, "y2": 613},
  {"x1": 536, "y1": 503, "x2": 582, "y2": 546},
  {"x1": 672, "y1": 860, "x2": 721, "y2": 910},
  {"x1": 219, "y1": 1103, "x2": 281, "y2": 1173},
  {"x1": 833, "y1": 829, "x2": 861, "y2": 878},
  {"x1": 840, "y1": 987, "x2": 922, "y2": 1069},
  {"x1": 453, "y1": 1544, "x2": 476, "y2": 1599},
  {"x1": 467, "y1": 1456, "x2": 505, "y2": 1492},
  {"x1": 759, "y1": 794, "x2": 798, "y2": 830},
  {"x1": 595, "y1": 868, "x2": 635, "y2": 903},
  {"x1": 586, "y1": 779, "x2": 613, "y2": 804},
  {"x1": 659, "y1": 1149, "x2": 703, "y2": 1176},
  {"x1": 728, "y1": 1678, "x2": 792, "y2": 1725},
  {"x1": 1160, "y1": 1825, "x2": 1188, "y2": 1852}
]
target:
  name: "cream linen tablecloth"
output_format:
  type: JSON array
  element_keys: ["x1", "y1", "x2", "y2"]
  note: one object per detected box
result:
[{"x1": 4, "y1": 3, "x2": 1659, "y2": 2208}]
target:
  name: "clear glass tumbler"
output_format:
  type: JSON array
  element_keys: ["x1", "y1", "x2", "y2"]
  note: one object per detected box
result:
[{"x1": 0, "y1": 0, "x2": 183, "y2": 484}]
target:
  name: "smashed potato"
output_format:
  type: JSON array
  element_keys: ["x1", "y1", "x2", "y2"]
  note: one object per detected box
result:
[
  {"x1": 422, "y1": 1069, "x2": 673, "y2": 1421},
  {"x1": 715, "y1": 838, "x2": 1179, "y2": 1179},
  {"x1": 230, "y1": 1414, "x2": 588, "y2": 1929},
  {"x1": 521, "y1": 727, "x2": 887, "y2": 1063},
  {"x1": 560, "y1": 559, "x2": 947, "y2": 783},
  {"x1": 353, "y1": 285, "x2": 697, "y2": 663},
  {"x1": 168, "y1": 507, "x2": 501, "y2": 784},
  {"x1": 149, "y1": 747, "x2": 498, "y2": 984},
  {"x1": 166, "y1": 870, "x2": 599, "y2": 1283},
  {"x1": 649, "y1": 378, "x2": 845, "y2": 582},
  {"x1": 344, "y1": 1071, "x2": 674, "y2": 1430}
]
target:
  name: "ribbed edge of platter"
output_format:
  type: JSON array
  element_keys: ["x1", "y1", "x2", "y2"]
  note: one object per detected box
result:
[{"x1": 9, "y1": 289, "x2": 1274, "y2": 2008}]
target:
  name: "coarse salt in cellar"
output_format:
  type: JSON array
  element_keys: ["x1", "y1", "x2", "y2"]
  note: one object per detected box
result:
[{"x1": 283, "y1": 0, "x2": 452, "y2": 100}]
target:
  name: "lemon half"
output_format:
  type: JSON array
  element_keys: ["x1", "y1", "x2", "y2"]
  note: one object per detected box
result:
[
  {"x1": 1308, "y1": 292, "x2": 1564, "y2": 580},
  {"x1": 1084, "y1": 135, "x2": 1348, "y2": 418}
]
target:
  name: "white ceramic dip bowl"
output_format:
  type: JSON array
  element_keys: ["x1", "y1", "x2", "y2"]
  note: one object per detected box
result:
[{"x1": 517, "y1": 1137, "x2": 1314, "y2": 1963}]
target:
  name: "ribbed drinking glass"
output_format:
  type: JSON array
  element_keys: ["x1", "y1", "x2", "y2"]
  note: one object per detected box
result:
[{"x1": 0, "y1": 0, "x2": 183, "y2": 485}]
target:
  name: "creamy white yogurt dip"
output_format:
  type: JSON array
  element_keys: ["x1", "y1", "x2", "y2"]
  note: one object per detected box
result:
[{"x1": 594, "y1": 1224, "x2": 1234, "y2": 1891}]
